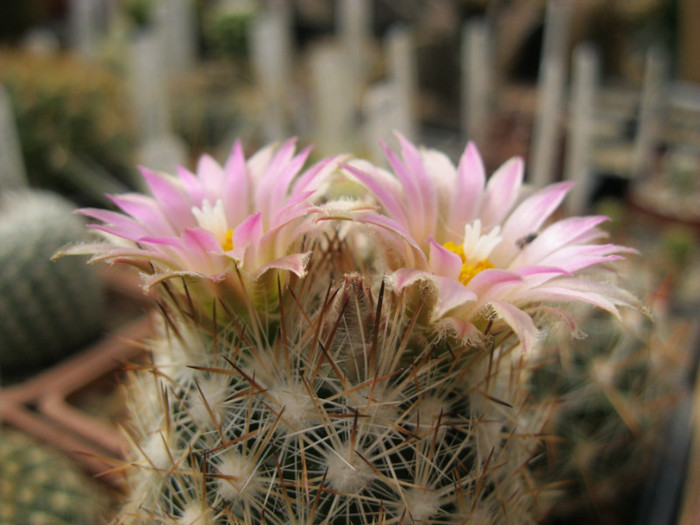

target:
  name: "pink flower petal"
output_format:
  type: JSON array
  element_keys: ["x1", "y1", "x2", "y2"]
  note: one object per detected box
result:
[
  {"x1": 515, "y1": 265, "x2": 572, "y2": 278},
  {"x1": 135, "y1": 235, "x2": 181, "y2": 247},
  {"x1": 515, "y1": 281, "x2": 622, "y2": 318},
  {"x1": 294, "y1": 155, "x2": 342, "y2": 194},
  {"x1": 232, "y1": 213, "x2": 263, "y2": 251},
  {"x1": 254, "y1": 252, "x2": 311, "y2": 279},
  {"x1": 108, "y1": 194, "x2": 174, "y2": 237},
  {"x1": 182, "y1": 228, "x2": 223, "y2": 254},
  {"x1": 493, "y1": 181, "x2": 574, "y2": 265},
  {"x1": 513, "y1": 266, "x2": 572, "y2": 290},
  {"x1": 396, "y1": 134, "x2": 438, "y2": 240},
  {"x1": 139, "y1": 167, "x2": 194, "y2": 229},
  {"x1": 415, "y1": 149, "x2": 456, "y2": 227},
  {"x1": 509, "y1": 215, "x2": 610, "y2": 267},
  {"x1": 449, "y1": 142, "x2": 485, "y2": 234},
  {"x1": 342, "y1": 162, "x2": 409, "y2": 227},
  {"x1": 353, "y1": 213, "x2": 428, "y2": 269},
  {"x1": 87, "y1": 223, "x2": 144, "y2": 241},
  {"x1": 381, "y1": 139, "x2": 423, "y2": 226},
  {"x1": 180, "y1": 228, "x2": 227, "y2": 274},
  {"x1": 467, "y1": 269, "x2": 526, "y2": 309},
  {"x1": 76, "y1": 244, "x2": 176, "y2": 267},
  {"x1": 390, "y1": 268, "x2": 429, "y2": 291},
  {"x1": 428, "y1": 237, "x2": 462, "y2": 279},
  {"x1": 466, "y1": 269, "x2": 522, "y2": 298},
  {"x1": 479, "y1": 157, "x2": 524, "y2": 229},
  {"x1": 79, "y1": 208, "x2": 146, "y2": 239},
  {"x1": 176, "y1": 166, "x2": 206, "y2": 205},
  {"x1": 254, "y1": 138, "x2": 298, "y2": 224},
  {"x1": 275, "y1": 146, "x2": 312, "y2": 204},
  {"x1": 538, "y1": 244, "x2": 631, "y2": 273},
  {"x1": 258, "y1": 199, "x2": 320, "y2": 257},
  {"x1": 246, "y1": 142, "x2": 275, "y2": 181},
  {"x1": 267, "y1": 138, "x2": 298, "y2": 175},
  {"x1": 273, "y1": 190, "x2": 316, "y2": 226},
  {"x1": 490, "y1": 300, "x2": 538, "y2": 354},
  {"x1": 258, "y1": 145, "x2": 313, "y2": 229},
  {"x1": 196, "y1": 154, "x2": 226, "y2": 198},
  {"x1": 223, "y1": 139, "x2": 251, "y2": 225},
  {"x1": 431, "y1": 275, "x2": 477, "y2": 318}
]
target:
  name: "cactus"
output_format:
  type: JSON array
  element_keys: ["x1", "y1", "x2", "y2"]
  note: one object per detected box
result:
[
  {"x1": 0, "y1": 190, "x2": 104, "y2": 375},
  {"x1": 0, "y1": 428, "x2": 112, "y2": 525},
  {"x1": 65, "y1": 137, "x2": 663, "y2": 524}
]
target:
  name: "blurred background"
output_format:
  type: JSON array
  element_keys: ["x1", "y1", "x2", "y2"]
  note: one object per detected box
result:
[
  {"x1": 0, "y1": 1, "x2": 699, "y2": 524},
  {"x1": 0, "y1": 1, "x2": 696, "y2": 201}
]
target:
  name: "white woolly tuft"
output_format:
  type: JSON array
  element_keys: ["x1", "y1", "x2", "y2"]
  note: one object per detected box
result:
[
  {"x1": 177, "y1": 505, "x2": 212, "y2": 525},
  {"x1": 214, "y1": 452, "x2": 260, "y2": 502},
  {"x1": 141, "y1": 431, "x2": 174, "y2": 470},
  {"x1": 324, "y1": 445, "x2": 374, "y2": 494},
  {"x1": 188, "y1": 377, "x2": 230, "y2": 426},
  {"x1": 268, "y1": 381, "x2": 318, "y2": 430},
  {"x1": 412, "y1": 396, "x2": 450, "y2": 439},
  {"x1": 403, "y1": 488, "x2": 442, "y2": 521}
]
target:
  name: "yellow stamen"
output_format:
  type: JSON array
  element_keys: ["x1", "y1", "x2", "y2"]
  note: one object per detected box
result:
[
  {"x1": 442, "y1": 241, "x2": 462, "y2": 256},
  {"x1": 442, "y1": 241, "x2": 494, "y2": 285},
  {"x1": 222, "y1": 229, "x2": 234, "y2": 251},
  {"x1": 458, "y1": 260, "x2": 494, "y2": 284}
]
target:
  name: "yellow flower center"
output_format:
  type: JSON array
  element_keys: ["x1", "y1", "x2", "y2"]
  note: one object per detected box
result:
[
  {"x1": 443, "y1": 241, "x2": 494, "y2": 285},
  {"x1": 221, "y1": 229, "x2": 234, "y2": 251}
]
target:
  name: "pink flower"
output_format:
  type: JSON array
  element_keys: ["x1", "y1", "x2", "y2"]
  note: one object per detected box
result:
[
  {"x1": 69, "y1": 139, "x2": 340, "y2": 306},
  {"x1": 343, "y1": 135, "x2": 636, "y2": 351}
]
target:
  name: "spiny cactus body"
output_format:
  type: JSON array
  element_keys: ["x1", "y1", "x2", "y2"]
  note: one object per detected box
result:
[
  {"x1": 0, "y1": 191, "x2": 104, "y2": 373},
  {"x1": 121, "y1": 268, "x2": 548, "y2": 524},
  {"x1": 65, "y1": 137, "x2": 661, "y2": 524}
]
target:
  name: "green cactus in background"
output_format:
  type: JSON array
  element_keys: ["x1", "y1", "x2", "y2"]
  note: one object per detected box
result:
[
  {"x1": 0, "y1": 428, "x2": 113, "y2": 525},
  {"x1": 529, "y1": 308, "x2": 686, "y2": 523},
  {"x1": 0, "y1": 190, "x2": 104, "y2": 375},
  {"x1": 0, "y1": 51, "x2": 137, "y2": 207}
]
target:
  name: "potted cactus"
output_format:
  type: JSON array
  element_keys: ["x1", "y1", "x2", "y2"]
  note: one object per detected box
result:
[{"x1": 60, "y1": 135, "x2": 684, "y2": 523}]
